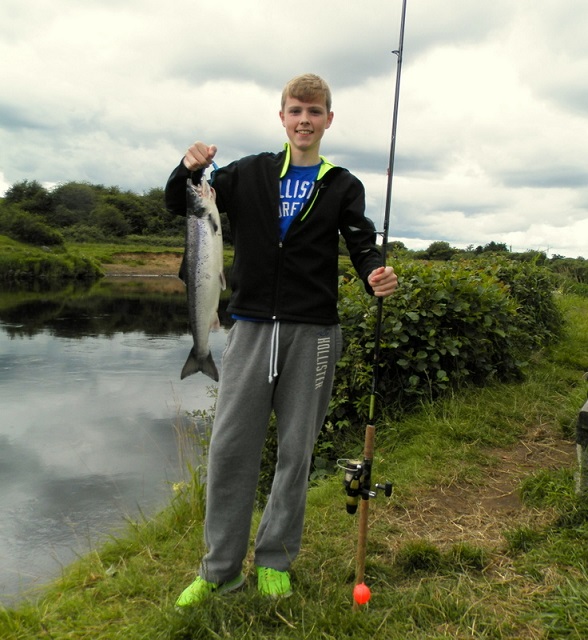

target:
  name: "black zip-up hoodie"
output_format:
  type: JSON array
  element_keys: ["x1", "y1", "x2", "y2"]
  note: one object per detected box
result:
[{"x1": 165, "y1": 144, "x2": 382, "y2": 325}]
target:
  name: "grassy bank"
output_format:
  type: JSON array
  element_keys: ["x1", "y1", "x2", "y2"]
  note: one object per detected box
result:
[
  {"x1": 0, "y1": 235, "x2": 103, "y2": 282},
  {"x1": 1, "y1": 295, "x2": 587, "y2": 639},
  {"x1": 2, "y1": 239, "x2": 350, "y2": 280},
  {"x1": 67, "y1": 241, "x2": 184, "y2": 276}
]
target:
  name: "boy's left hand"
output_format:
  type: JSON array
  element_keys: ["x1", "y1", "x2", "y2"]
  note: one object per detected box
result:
[{"x1": 368, "y1": 266, "x2": 398, "y2": 297}]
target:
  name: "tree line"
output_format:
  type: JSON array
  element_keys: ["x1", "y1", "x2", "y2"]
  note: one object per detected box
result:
[
  {"x1": 1, "y1": 179, "x2": 586, "y2": 288},
  {"x1": 384, "y1": 240, "x2": 588, "y2": 290},
  {"x1": 0, "y1": 179, "x2": 183, "y2": 244}
]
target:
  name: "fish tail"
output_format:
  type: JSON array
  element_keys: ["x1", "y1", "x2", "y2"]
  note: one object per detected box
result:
[{"x1": 180, "y1": 348, "x2": 219, "y2": 382}]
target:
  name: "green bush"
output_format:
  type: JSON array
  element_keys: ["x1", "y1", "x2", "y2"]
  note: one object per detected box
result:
[
  {"x1": 62, "y1": 223, "x2": 110, "y2": 243},
  {"x1": 550, "y1": 256, "x2": 588, "y2": 285},
  {"x1": 91, "y1": 204, "x2": 131, "y2": 237},
  {"x1": 3, "y1": 179, "x2": 53, "y2": 217},
  {"x1": 0, "y1": 206, "x2": 64, "y2": 246},
  {"x1": 486, "y1": 255, "x2": 563, "y2": 346},
  {"x1": 327, "y1": 257, "x2": 563, "y2": 435}
]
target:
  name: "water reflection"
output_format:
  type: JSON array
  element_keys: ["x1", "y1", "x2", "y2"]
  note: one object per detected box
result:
[{"x1": 0, "y1": 277, "x2": 227, "y2": 604}]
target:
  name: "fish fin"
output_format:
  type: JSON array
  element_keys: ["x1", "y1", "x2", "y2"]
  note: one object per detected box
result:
[
  {"x1": 219, "y1": 271, "x2": 227, "y2": 291},
  {"x1": 208, "y1": 214, "x2": 219, "y2": 234},
  {"x1": 180, "y1": 348, "x2": 219, "y2": 382},
  {"x1": 210, "y1": 313, "x2": 221, "y2": 332}
]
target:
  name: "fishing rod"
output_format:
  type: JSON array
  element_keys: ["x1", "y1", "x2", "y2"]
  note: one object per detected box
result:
[
  {"x1": 344, "y1": 0, "x2": 408, "y2": 610},
  {"x1": 372, "y1": 0, "x2": 407, "y2": 411}
]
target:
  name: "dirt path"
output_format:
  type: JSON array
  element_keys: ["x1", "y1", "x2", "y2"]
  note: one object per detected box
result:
[
  {"x1": 102, "y1": 252, "x2": 182, "y2": 277},
  {"x1": 386, "y1": 426, "x2": 576, "y2": 552}
]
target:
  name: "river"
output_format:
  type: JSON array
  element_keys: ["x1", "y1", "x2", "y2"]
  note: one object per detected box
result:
[{"x1": 0, "y1": 276, "x2": 228, "y2": 605}]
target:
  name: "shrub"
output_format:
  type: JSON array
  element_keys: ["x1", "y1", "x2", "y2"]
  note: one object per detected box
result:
[
  {"x1": 62, "y1": 223, "x2": 110, "y2": 243},
  {"x1": 50, "y1": 182, "x2": 97, "y2": 224},
  {"x1": 485, "y1": 255, "x2": 564, "y2": 346},
  {"x1": 91, "y1": 204, "x2": 131, "y2": 237},
  {"x1": 327, "y1": 257, "x2": 563, "y2": 435},
  {"x1": 0, "y1": 205, "x2": 64, "y2": 246},
  {"x1": 3, "y1": 179, "x2": 53, "y2": 217}
]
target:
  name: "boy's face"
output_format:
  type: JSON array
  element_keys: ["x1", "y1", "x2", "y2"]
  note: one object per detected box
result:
[{"x1": 280, "y1": 96, "x2": 334, "y2": 158}]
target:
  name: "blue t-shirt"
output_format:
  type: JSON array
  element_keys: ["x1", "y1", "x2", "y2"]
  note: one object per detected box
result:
[{"x1": 279, "y1": 163, "x2": 321, "y2": 240}]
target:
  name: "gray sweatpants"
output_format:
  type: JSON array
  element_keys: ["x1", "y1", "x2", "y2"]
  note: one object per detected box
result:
[{"x1": 199, "y1": 320, "x2": 342, "y2": 583}]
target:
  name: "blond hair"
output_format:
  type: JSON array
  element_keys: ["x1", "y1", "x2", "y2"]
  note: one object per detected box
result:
[{"x1": 281, "y1": 74, "x2": 332, "y2": 112}]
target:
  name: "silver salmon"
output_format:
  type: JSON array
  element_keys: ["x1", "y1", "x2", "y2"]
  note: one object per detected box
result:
[{"x1": 181, "y1": 175, "x2": 226, "y2": 381}]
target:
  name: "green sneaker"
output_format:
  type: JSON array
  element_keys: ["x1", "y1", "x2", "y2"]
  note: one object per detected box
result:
[
  {"x1": 175, "y1": 573, "x2": 245, "y2": 608},
  {"x1": 257, "y1": 566, "x2": 292, "y2": 598}
]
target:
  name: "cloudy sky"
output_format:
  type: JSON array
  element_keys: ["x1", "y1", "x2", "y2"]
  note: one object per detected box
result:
[{"x1": 1, "y1": 0, "x2": 586, "y2": 258}]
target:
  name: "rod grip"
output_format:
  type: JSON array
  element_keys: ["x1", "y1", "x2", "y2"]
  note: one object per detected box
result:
[
  {"x1": 363, "y1": 424, "x2": 375, "y2": 461},
  {"x1": 354, "y1": 424, "x2": 376, "y2": 609}
]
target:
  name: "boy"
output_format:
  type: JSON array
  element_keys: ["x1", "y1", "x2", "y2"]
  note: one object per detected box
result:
[{"x1": 165, "y1": 73, "x2": 397, "y2": 606}]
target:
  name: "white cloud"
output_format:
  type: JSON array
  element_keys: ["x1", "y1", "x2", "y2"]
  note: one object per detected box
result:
[
  {"x1": 0, "y1": 0, "x2": 586, "y2": 258},
  {"x1": 0, "y1": 171, "x2": 10, "y2": 197}
]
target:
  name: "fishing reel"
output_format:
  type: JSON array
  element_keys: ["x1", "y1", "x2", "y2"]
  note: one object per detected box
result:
[{"x1": 339, "y1": 458, "x2": 393, "y2": 515}]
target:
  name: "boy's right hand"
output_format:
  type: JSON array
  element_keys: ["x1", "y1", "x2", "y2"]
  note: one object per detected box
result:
[{"x1": 183, "y1": 141, "x2": 217, "y2": 171}]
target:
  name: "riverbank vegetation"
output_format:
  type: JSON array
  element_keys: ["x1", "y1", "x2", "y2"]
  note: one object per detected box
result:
[{"x1": 0, "y1": 235, "x2": 103, "y2": 284}]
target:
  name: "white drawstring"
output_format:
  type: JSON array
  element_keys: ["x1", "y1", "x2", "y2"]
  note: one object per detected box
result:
[{"x1": 268, "y1": 321, "x2": 280, "y2": 383}]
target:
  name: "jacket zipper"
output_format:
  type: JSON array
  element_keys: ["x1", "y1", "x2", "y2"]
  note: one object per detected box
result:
[
  {"x1": 271, "y1": 240, "x2": 284, "y2": 320},
  {"x1": 271, "y1": 181, "x2": 322, "y2": 319},
  {"x1": 271, "y1": 156, "x2": 334, "y2": 318}
]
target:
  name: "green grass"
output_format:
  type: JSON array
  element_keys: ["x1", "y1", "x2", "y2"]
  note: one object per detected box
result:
[
  {"x1": 1, "y1": 294, "x2": 587, "y2": 639},
  {"x1": 0, "y1": 235, "x2": 103, "y2": 281}
]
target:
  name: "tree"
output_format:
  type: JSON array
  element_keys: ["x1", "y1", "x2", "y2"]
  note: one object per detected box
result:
[
  {"x1": 0, "y1": 204, "x2": 64, "y2": 246},
  {"x1": 4, "y1": 180, "x2": 46, "y2": 204},
  {"x1": 476, "y1": 241, "x2": 509, "y2": 254},
  {"x1": 4, "y1": 180, "x2": 53, "y2": 218},
  {"x1": 139, "y1": 187, "x2": 184, "y2": 236},
  {"x1": 102, "y1": 191, "x2": 150, "y2": 235},
  {"x1": 424, "y1": 241, "x2": 456, "y2": 261},
  {"x1": 386, "y1": 240, "x2": 408, "y2": 256},
  {"x1": 51, "y1": 182, "x2": 97, "y2": 225},
  {"x1": 91, "y1": 204, "x2": 131, "y2": 237}
]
